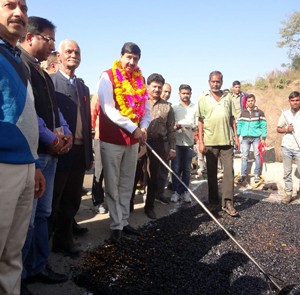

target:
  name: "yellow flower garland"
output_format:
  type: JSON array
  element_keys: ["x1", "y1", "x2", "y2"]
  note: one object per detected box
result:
[{"x1": 112, "y1": 60, "x2": 147, "y2": 125}]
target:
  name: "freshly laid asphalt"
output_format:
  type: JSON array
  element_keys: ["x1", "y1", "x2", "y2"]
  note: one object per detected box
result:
[{"x1": 26, "y1": 157, "x2": 300, "y2": 294}]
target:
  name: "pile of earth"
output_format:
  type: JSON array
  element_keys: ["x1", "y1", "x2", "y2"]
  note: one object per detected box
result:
[{"x1": 73, "y1": 197, "x2": 300, "y2": 295}]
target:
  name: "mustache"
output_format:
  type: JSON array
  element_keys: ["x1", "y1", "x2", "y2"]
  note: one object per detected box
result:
[
  {"x1": 9, "y1": 18, "x2": 26, "y2": 26},
  {"x1": 67, "y1": 58, "x2": 80, "y2": 62}
]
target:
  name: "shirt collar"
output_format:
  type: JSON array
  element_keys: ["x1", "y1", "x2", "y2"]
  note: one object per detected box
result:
[
  {"x1": 59, "y1": 69, "x2": 76, "y2": 81},
  {"x1": 0, "y1": 37, "x2": 21, "y2": 57}
]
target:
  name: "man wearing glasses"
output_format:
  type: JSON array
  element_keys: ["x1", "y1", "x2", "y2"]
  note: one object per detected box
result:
[{"x1": 19, "y1": 16, "x2": 71, "y2": 291}]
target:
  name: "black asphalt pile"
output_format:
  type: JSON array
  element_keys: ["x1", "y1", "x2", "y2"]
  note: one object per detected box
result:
[{"x1": 74, "y1": 197, "x2": 300, "y2": 295}]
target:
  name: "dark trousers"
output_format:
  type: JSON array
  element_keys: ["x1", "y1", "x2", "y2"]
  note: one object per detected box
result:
[
  {"x1": 131, "y1": 154, "x2": 147, "y2": 202},
  {"x1": 145, "y1": 141, "x2": 168, "y2": 210},
  {"x1": 49, "y1": 145, "x2": 86, "y2": 249},
  {"x1": 92, "y1": 170, "x2": 104, "y2": 206},
  {"x1": 205, "y1": 145, "x2": 234, "y2": 207}
]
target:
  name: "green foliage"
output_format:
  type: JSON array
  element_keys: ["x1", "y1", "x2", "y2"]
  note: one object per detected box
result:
[
  {"x1": 273, "y1": 75, "x2": 291, "y2": 89},
  {"x1": 291, "y1": 54, "x2": 300, "y2": 70},
  {"x1": 254, "y1": 77, "x2": 268, "y2": 90},
  {"x1": 241, "y1": 81, "x2": 253, "y2": 92},
  {"x1": 277, "y1": 11, "x2": 300, "y2": 62}
]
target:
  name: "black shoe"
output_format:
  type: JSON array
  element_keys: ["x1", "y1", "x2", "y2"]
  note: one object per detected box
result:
[
  {"x1": 81, "y1": 187, "x2": 91, "y2": 195},
  {"x1": 123, "y1": 225, "x2": 141, "y2": 236},
  {"x1": 21, "y1": 281, "x2": 33, "y2": 295},
  {"x1": 155, "y1": 195, "x2": 169, "y2": 205},
  {"x1": 144, "y1": 208, "x2": 157, "y2": 219},
  {"x1": 110, "y1": 230, "x2": 122, "y2": 244},
  {"x1": 52, "y1": 245, "x2": 82, "y2": 258},
  {"x1": 73, "y1": 223, "x2": 89, "y2": 236},
  {"x1": 236, "y1": 176, "x2": 245, "y2": 184},
  {"x1": 27, "y1": 266, "x2": 68, "y2": 284}
]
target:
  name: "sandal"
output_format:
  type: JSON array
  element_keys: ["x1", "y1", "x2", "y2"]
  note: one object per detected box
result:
[{"x1": 222, "y1": 200, "x2": 239, "y2": 217}]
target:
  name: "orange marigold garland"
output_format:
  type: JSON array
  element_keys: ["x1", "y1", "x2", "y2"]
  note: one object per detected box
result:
[{"x1": 112, "y1": 60, "x2": 148, "y2": 125}]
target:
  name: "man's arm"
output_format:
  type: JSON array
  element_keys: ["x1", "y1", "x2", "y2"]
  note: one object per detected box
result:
[
  {"x1": 167, "y1": 106, "x2": 176, "y2": 160},
  {"x1": 198, "y1": 117, "x2": 205, "y2": 154},
  {"x1": 98, "y1": 72, "x2": 138, "y2": 134},
  {"x1": 230, "y1": 116, "x2": 240, "y2": 150}
]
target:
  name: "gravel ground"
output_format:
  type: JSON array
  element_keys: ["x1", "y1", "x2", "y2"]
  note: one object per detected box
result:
[{"x1": 73, "y1": 196, "x2": 300, "y2": 295}]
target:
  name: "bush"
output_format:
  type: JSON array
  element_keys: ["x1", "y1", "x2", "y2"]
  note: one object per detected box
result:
[{"x1": 255, "y1": 77, "x2": 268, "y2": 90}]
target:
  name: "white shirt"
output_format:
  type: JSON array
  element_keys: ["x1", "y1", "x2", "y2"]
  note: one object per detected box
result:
[
  {"x1": 277, "y1": 108, "x2": 300, "y2": 150},
  {"x1": 97, "y1": 72, "x2": 151, "y2": 133},
  {"x1": 172, "y1": 102, "x2": 197, "y2": 146}
]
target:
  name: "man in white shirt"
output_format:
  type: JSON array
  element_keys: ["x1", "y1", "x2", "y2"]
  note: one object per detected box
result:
[
  {"x1": 277, "y1": 91, "x2": 300, "y2": 204},
  {"x1": 171, "y1": 84, "x2": 197, "y2": 203}
]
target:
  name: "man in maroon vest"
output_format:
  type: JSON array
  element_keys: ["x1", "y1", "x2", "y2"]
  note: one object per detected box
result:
[{"x1": 98, "y1": 42, "x2": 151, "y2": 243}]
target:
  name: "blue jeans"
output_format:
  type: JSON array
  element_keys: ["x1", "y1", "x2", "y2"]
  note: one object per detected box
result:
[
  {"x1": 171, "y1": 145, "x2": 194, "y2": 194},
  {"x1": 241, "y1": 137, "x2": 261, "y2": 176},
  {"x1": 282, "y1": 146, "x2": 300, "y2": 194},
  {"x1": 22, "y1": 154, "x2": 57, "y2": 278}
]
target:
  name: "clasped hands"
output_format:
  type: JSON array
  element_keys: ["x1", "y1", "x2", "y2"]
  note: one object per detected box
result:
[{"x1": 48, "y1": 134, "x2": 73, "y2": 155}]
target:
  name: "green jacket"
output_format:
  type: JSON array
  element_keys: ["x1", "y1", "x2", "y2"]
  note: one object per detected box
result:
[{"x1": 237, "y1": 107, "x2": 267, "y2": 138}]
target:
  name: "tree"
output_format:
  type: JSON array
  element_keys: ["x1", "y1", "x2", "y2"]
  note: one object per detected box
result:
[{"x1": 277, "y1": 11, "x2": 300, "y2": 67}]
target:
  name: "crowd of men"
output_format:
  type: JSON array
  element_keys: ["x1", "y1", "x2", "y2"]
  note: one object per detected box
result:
[{"x1": 1, "y1": 1, "x2": 300, "y2": 295}]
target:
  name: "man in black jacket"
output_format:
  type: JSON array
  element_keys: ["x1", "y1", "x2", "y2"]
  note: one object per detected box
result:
[{"x1": 19, "y1": 16, "x2": 72, "y2": 289}]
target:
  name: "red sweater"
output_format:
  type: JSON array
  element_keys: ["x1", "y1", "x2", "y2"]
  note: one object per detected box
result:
[{"x1": 99, "y1": 69, "x2": 138, "y2": 145}]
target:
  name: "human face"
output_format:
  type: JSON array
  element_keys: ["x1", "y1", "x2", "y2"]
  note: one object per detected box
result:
[
  {"x1": 0, "y1": 0, "x2": 28, "y2": 46},
  {"x1": 29, "y1": 29, "x2": 55, "y2": 61},
  {"x1": 289, "y1": 96, "x2": 300, "y2": 113},
  {"x1": 161, "y1": 84, "x2": 172, "y2": 101},
  {"x1": 179, "y1": 88, "x2": 191, "y2": 104},
  {"x1": 209, "y1": 74, "x2": 223, "y2": 93},
  {"x1": 147, "y1": 81, "x2": 163, "y2": 100},
  {"x1": 58, "y1": 41, "x2": 81, "y2": 72},
  {"x1": 246, "y1": 97, "x2": 255, "y2": 110},
  {"x1": 120, "y1": 52, "x2": 139, "y2": 74},
  {"x1": 232, "y1": 84, "x2": 241, "y2": 95}
]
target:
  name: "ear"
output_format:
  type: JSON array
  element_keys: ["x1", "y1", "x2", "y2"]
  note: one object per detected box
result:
[{"x1": 26, "y1": 32, "x2": 35, "y2": 44}]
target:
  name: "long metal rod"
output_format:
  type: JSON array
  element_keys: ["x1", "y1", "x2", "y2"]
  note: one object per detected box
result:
[{"x1": 145, "y1": 142, "x2": 282, "y2": 291}]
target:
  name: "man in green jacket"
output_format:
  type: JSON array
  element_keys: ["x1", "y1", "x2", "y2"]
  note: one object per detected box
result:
[{"x1": 237, "y1": 94, "x2": 267, "y2": 183}]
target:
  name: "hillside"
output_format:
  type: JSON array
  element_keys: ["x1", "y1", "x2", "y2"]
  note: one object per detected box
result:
[{"x1": 242, "y1": 74, "x2": 300, "y2": 161}]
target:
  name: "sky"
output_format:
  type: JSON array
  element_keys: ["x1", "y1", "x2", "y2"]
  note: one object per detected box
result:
[{"x1": 28, "y1": 0, "x2": 299, "y2": 105}]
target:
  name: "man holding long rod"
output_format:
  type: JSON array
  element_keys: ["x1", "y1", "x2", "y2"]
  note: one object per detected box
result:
[{"x1": 277, "y1": 91, "x2": 300, "y2": 204}]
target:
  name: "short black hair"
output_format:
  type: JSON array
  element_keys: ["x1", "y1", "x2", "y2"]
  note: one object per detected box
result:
[
  {"x1": 19, "y1": 16, "x2": 56, "y2": 42},
  {"x1": 289, "y1": 91, "x2": 300, "y2": 99},
  {"x1": 209, "y1": 71, "x2": 223, "y2": 81},
  {"x1": 147, "y1": 73, "x2": 165, "y2": 86},
  {"x1": 246, "y1": 94, "x2": 255, "y2": 100},
  {"x1": 232, "y1": 80, "x2": 241, "y2": 87},
  {"x1": 121, "y1": 42, "x2": 141, "y2": 59},
  {"x1": 179, "y1": 84, "x2": 192, "y2": 92}
]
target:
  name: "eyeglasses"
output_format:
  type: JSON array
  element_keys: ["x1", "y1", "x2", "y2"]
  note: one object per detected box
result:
[{"x1": 37, "y1": 34, "x2": 55, "y2": 45}]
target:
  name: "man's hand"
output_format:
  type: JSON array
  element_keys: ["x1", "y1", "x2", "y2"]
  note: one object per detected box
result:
[
  {"x1": 34, "y1": 168, "x2": 46, "y2": 199},
  {"x1": 168, "y1": 150, "x2": 176, "y2": 160},
  {"x1": 234, "y1": 135, "x2": 240, "y2": 151},
  {"x1": 198, "y1": 142, "x2": 206, "y2": 154},
  {"x1": 48, "y1": 134, "x2": 66, "y2": 155},
  {"x1": 133, "y1": 127, "x2": 146, "y2": 144},
  {"x1": 59, "y1": 134, "x2": 73, "y2": 154}
]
